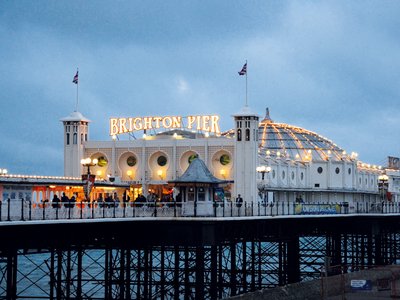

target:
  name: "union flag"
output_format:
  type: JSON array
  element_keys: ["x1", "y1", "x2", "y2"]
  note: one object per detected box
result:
[
  {"x1": 72, "y1": 70, "x2": 79, "y2": 84},
  {"x1": 238, "y1": 63, "x2": 247, "y2": 75}
]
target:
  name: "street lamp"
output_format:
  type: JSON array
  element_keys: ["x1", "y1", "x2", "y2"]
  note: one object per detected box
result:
[
  {"x1": 80, "y1": 157, "x2": 98, "y2": 175},
  {"x1": 256, "y1": 165, "x2": 271, "y2": 180},
  {"x1": 81, "y1": 157, "x2": 98, "y2": 201},
  {"x1": 378, "y1": 174, "x2": 389, "y2": 201}
]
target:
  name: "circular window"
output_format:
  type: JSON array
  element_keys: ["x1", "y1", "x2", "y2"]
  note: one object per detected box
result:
[
  {"x1": 335, "y1": 167, "x2": 340, "y2": 174},
  {"x1": 127, "y1": 156, "x2": 137, "y2": 167},
  {"x1": 272, "y1": 169, "x2": 276, "y2": 179},
  {"x1": 157, "y1": 155, "x2": 167, "y2": 166},
  {"x1": 220, "y1": 154, "x2": 230, "y2": 166},
  {"x1": 188, "y1": 154, "x2": 198, "y2": 164},
  {"x1": 301, "y1": 172, "x2": 304, "y2": 180},
  {"x1": 291, "y1": 171, "x2": 295, "y2": 180},
  {"x1": 317, "y1": 167, "x2": 323, "y2": 174},
  {"x1": 97, "y1": 156, "x2": 108, "y2": 167},
  {"x1": 348, "y1": 168, "x2": 351, "y2": 175},
  {"x1": 282, "y1": 171, "x2": 285, "y2": 179}
]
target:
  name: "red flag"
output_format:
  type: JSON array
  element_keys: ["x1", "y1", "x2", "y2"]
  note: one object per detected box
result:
[
  {"x1": 238, "y1": 63, "x2": 247, "y2": 75},
  {"x1": 72, "y1": 70, "x2": 79, "y2": 84}
]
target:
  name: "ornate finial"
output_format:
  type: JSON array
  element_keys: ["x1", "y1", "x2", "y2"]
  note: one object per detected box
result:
[{"x1": 264, "y1": 107, "x2": 273, "y2": 122}]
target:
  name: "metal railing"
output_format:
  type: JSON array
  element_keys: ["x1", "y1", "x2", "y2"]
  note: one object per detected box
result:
[{"x1": 0, "y1": 199, "x2": 399, "y2": 222}]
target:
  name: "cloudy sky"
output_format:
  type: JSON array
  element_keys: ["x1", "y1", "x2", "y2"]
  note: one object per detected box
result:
[{"x1": 1, "y1": 1, "x2": 399, "y2": 175}]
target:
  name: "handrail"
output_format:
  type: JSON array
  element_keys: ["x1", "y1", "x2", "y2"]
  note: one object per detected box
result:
[{"x1": 0, "y1": 198, "x2": 398, "y2": 222}]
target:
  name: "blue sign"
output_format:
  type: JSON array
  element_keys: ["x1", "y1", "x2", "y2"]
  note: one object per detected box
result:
[
  {"x1": 351, "y1": 280, "x2": 372, "y2": 291},
  {"x1": 295, "y1": 204, "x2": 340, "y2": 215}
]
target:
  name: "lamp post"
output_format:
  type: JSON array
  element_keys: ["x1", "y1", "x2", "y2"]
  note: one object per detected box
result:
[
  {"x1": 256, "y1": 166, "x2": 271, "y2": 180},
  {"x1": 378, "y1": 174, "x2": 389, "y2": 201},
  {"x1": 256, "y1": 165, "x2": 271, "y2": 203},
  {"x1": 81, "y1": 158, "x2": 98, "y2": 201}
]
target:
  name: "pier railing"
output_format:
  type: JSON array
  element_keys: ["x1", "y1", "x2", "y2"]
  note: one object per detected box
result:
[{"x1": 0, "y1": 199, "x2": 398, "y2": 222}]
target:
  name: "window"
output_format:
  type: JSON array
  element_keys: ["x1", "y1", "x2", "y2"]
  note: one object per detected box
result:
[
  {"x1": 157, "y1": 155, "x2": 167, "y2": 166},
  {"x1": 73, "y1": 133, "x2": 77, "y2": 144},
  {"x1": 81, "y1": 134, "x2": 84, "y2": 143},
  {"x1": 282, "y1": 171, "x2": 285, "y2": 179},
  {"x1": 127, "y1": 156, "x2": 137, "y2": 167},
  {"x1": 66, "y1": 133, "x2": 70, "y2": 145},
  {"x1": 198, "y1": 187, "x2": 205, "y2": 201},
  {"x1": 85, "y1": 134, "x2": 87, "y2": 141},
  {"x1": 335, "y1": 167, "x2": 340, "y2": 174},
  {"x1": 348, "y1": 168, "x2": 351, "y2": 175},
  {"x1": 220, "y1": 154, "x2": 230, "y2": 165},
  {"x1": 245, "y1": 129, "x2": 250, "y2": 141},
  {"x1": 188, "y1": 154, "x2": 198, "y2": 164},
  {"x1": 291, "y1": 171, "x2": 295, "y2": 180},
  {"x1": 188, "y1": 187, "x2": 195, "y2": 201},
  {"x1": 315, "y1": 183, "x2": 320, "y2": 187},
  {"x1": 272, "y1": 169, "x2": 276, "y2": 178},
  {"x1": 317, "y1": 167, "x2": 323, "y2": 174},
  {"x1": 97, "y1": 156, "x2": 108, "y2": 167},
  {"x1": 301, "y1": 172, "x2": 304, "y2": 181},
  {"x1": 237, "y1": 129, "x2": 242, "y2": 141}
]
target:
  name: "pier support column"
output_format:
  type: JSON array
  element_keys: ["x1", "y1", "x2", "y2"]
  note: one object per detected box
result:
[
  {"x1": 287, "y1": 235, "x2": 300, "y2": 284},
  {"x1": 6, "y1": 250, "x2": 17, "y2": 300}
]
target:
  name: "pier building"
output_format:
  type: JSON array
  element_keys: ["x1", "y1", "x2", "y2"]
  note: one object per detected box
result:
[{"x1": 60, "y1": 106, "x2": 381, "y2": 206}]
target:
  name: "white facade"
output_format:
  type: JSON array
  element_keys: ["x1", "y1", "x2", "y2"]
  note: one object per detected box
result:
[{"x1": 61, "y1": 108, "x2": 381, "y2": 204}]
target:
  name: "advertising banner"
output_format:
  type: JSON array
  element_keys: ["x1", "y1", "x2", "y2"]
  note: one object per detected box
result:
[
  {"x1": 82, "y1": 174, "x2": 96, "y2": 200},
  {"x1": 295, "y1": 204, "x2": 341, "y2": 215}
]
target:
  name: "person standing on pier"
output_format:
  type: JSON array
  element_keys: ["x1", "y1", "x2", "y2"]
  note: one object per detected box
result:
[{"x1": 236, "y1": 194, "x2": 243, "y2": 208}]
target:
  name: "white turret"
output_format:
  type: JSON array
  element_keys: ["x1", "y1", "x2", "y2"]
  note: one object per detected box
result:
[
  {"x1": 60, "y1": 111, "x2": 90, "y2": 177},
  {"x1": 233, "y1": 106, "x2": 259, "y2": 203}
]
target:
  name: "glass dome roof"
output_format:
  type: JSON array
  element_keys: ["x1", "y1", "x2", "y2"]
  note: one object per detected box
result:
[{"x1": 258, "y1": 109, "x2": 351, "y2": 162}]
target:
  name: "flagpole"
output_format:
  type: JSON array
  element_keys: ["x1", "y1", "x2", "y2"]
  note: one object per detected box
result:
[
  {"x1": 245, "y1": 60, "x2": 248, "y2": 107},
  {"x1": 75, "y1": 68, "x2": 79, "y2": 112}
]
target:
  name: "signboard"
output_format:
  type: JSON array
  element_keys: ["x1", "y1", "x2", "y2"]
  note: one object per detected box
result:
[
  {"x1": 350, "y1": 280, "x2": 372, "y2": 291},
  {"x1": 295, "y1": 204, "x2": 341, "y2": 215},
  {"x1": 214, "y1": 187, "x2": 225, "y2": 202},
  {"x1": 110, "y1": 115, "x2": 221, "y2": 136}
]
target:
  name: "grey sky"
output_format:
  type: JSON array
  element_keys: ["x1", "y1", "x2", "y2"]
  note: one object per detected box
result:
[{"x1": 1, "y1": 1, "x2": 399, "y2": 175}]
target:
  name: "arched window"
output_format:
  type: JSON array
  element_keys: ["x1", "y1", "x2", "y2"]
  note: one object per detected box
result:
[
  {"x1": 237, "y1": 129, "x2": 242, "y2": 141},
  {"x1": 66, "y1": 133, "x2": 70, "y2": 145},
  {"x1": 73, "y1": 133, "x2": 77, "y2": 144},
  {"x1": 245, "y1": 129, "x2": 250, "y2": 141}
]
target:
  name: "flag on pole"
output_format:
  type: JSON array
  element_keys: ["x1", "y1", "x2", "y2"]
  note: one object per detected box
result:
[
  {"x1": 72, "y1": 70, "x2": 79, "y2": 84},
  {"x1": 238, "y1": 63, "x2": 247, "y2": 75}
]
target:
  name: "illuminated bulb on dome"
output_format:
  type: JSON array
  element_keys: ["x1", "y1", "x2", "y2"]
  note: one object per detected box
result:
[
  {"x1": 327, "y1": 150, "x2": 331, "y2": 155},
  {"x1": 266, "y1": 150, "x2": 271, "y2": 156},
  {"x1": 143, "y1": 133, "x2": 147, "y2": 139},
  {"x1": 307, "y1": 150, "x2": 312, "y2": 154},
  {"x1": 295, "y1": 154, "x2": 300, "y2": 159},
  {"x1": 276, "y1": 151, "x2": 281, "y2": 157},
  {"x1": 342, "y1": 151, "x2": 346, "y2": 155},
  {"x1": 205, "y1": 132, "x2": 209, "y2": 138}
]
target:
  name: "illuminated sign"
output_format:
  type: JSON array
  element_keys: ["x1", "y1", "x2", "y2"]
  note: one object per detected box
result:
[{"x1": 110, "y1": 115, "x2": 221, "y2": 136}]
